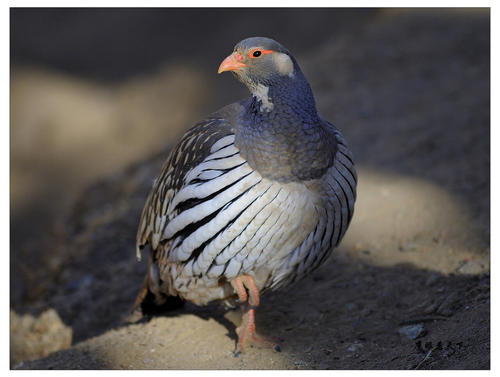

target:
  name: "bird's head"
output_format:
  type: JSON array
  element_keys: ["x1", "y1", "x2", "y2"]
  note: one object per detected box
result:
[{"x1": 218, "y1": 37, "x2": 298, "y2": 91}]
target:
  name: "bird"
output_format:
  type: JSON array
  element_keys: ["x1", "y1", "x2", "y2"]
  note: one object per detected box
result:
[{"x1": 132, "y1": 36, "x2": 357, "y2": 355}]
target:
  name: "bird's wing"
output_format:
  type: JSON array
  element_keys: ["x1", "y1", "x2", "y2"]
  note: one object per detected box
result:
[
  {"x1": 135, "y1": 106, "x2": 241, "y2": 260},
  {"x1": 319, "y1": 115, "x2": 357, "y2": 227}
]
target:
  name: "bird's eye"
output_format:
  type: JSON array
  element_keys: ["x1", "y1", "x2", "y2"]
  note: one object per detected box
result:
[{"x1": 248, "y1": 49, "x2": 272, "y2": 59}]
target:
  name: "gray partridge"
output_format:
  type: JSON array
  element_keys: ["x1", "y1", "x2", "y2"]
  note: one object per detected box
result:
[{"x1": 134, "y1": 37, "x2": 357, "y2": 354}]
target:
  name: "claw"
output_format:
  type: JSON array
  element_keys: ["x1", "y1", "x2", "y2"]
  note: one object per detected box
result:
[{"x1": 231, "y1": 275, "x2": 283, "y2": 354}]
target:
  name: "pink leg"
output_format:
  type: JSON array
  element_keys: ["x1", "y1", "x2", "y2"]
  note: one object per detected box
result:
[{"x1": 231, "y1": 275, "x2": 281, "y2": 355}]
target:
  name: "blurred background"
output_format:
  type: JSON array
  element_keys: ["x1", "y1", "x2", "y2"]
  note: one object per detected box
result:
[
  {"x1": 11, "y1": 7, "x2": 378, "y2": 260},
  {"x1": 11, "y1": 7, "x2": 382, "y2": 303},
  {"x1": 10, "y1": 8, "x2": 490, "y2": 368}
]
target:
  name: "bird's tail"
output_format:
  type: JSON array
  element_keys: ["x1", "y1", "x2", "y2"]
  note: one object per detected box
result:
[{"x1": 126, "y1": 253, "x2": 184, "y2": 323}]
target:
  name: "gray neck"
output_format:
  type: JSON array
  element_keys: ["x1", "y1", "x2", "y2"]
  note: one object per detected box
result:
[
  {"x1": 234, "y1": 72, "x2": 336, "y2": 182},
  {"x1": 244, "y1": 70, "x2": 320, "y2": 126}
]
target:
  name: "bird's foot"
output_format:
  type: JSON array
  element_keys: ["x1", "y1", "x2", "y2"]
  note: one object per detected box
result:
[{"x1": 234, "y1": 308, "x2": 283, "y2": 356}]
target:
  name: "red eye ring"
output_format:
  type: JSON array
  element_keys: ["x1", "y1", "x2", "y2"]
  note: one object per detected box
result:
[{"x1": 248, "y1": 49, "x2": 273, "y2": 59}]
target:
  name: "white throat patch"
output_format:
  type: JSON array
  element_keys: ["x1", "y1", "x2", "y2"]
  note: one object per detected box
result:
[{"x1": 252, "y1": 84, "x2": 274, "y2": 112}]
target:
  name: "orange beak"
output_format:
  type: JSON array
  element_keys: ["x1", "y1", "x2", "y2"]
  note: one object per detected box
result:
[{"x1": 218, "y1": 52, "x2": 246, "y2": 74}]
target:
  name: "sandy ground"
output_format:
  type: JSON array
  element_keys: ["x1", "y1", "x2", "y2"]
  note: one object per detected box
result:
[{"x1": 10, "y1": 9, "x2": 489, "y2": 369}]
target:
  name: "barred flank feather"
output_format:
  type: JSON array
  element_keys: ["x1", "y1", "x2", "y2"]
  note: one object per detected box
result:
[{"x1": 136, "y1": 114, "x2": 356, "y2": 305}]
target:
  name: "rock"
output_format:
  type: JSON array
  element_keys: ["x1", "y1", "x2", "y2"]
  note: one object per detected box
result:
[
  {"x1": 347, "y1": 341, "x2": 363, "y2": 352},
  {"x1": 456, "y1": 255, "x2": 490, "y2": 274},
  {"x1": 398, "y1": 323, "x2": 425, "y2": 340},
  {"x1": 10, "y1": 308, "x2": 72, "y2": 367},
  {"x1": 436, "y1": 292, "x2": 460, "y2": 317}
]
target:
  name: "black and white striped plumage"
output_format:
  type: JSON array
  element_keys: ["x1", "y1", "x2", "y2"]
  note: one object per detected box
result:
[{"x1": 134, "y1": 37, "x2": 356, "y2": 351}]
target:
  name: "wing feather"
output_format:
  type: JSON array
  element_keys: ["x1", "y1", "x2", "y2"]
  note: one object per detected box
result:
[{"x1": 136, "y1": 114, "x2": 235, "y2": 260}]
